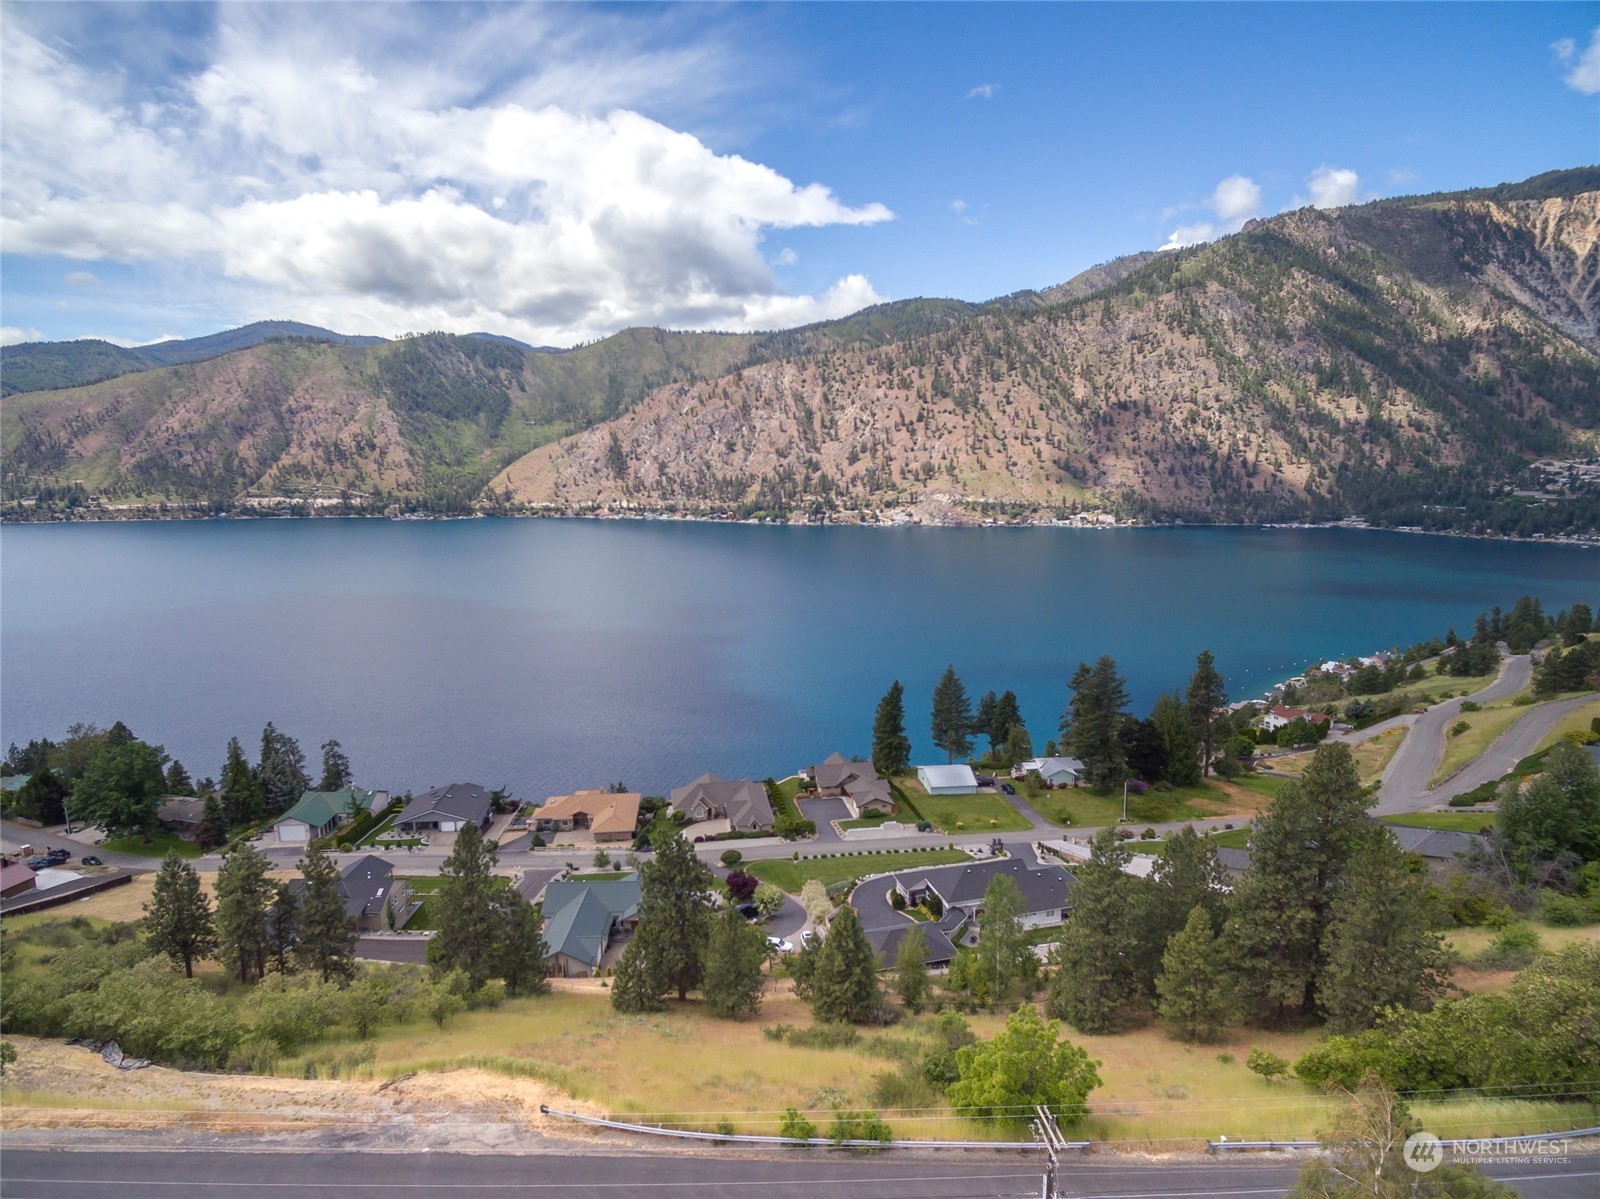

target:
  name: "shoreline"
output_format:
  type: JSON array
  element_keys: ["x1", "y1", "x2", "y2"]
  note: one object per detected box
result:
[{"x1": 3, "y1": 505, "x2": 1597, "y2": 547}]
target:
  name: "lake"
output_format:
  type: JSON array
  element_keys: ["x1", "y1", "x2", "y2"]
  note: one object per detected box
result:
[{"x1": 0, "y1": 519, "x2": 1593, "y2": 801}]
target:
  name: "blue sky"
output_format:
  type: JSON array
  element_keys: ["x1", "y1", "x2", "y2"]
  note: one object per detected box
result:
[{"x1": 2, "y1": 2, "x2": 1596, "y2": 348}]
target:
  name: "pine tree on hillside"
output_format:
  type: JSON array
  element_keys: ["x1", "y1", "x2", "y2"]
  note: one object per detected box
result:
[
  {"x1": 295, "y1": 843, "x2": 357, "y2": 984},
  {"x1": 1060, "y1": 656, "x2": 1130, "y2": 788},
  {"x1": 1047, "y1": 827, "x2": 1146, "y2": 1033},
  {"x1": 811, "y1": 904, "x2": 881, "y2": 1024},
  {"x1": 218, "y1": 736, "x2": 260, "y2": 825},
  {"x1": 1151, "y1": 692, "x2": 1201, "y2": 786},
  {"x1": 1156, "y1": 905, "x2": 1234, "y2": 1042},
  {"x1": 318, "y1": 739, "x2": 353, "y2": 792},
  {"x1": 432, "y1": 822, "x2": 501, "y2": 989},
  {"x1": 931, "y1": 666, "x2": 974, "y2": 763},
  {"x1": 871, "y1": 680, "x2": 912, "y2": 777},
  {"x1": 1227, "y1": 743, "x2": 1369, "y2": 1023},
  {"x1": 894, "y1": 926, "x2": 931, "y2": 1014},
  {"x1": 492, "y1": 891, "x2": 552, "y2": 998},
  {"x1": 143, "y1": 851, "x2": 217, "y2": 979},
  {"x1": 1318, "y1": 829, "x2": 1451, "y2": 1034},
  {"x1": 215, "y1": 843, "x2": 274, "y2": 983},
  {"x1": 628, "y1": 819, "x2": 714, "y2": 1003},
  {"x1": 702, "y1": 901, "x2": 767, "y2": 1019}
]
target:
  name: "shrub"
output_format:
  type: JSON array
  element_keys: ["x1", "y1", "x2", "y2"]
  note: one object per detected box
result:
[
  {"x1": 785, "y1": 1024, "x2": 860, "y2": 1050},
  {"x1": 1215, "y1": 1052, "x2": 1234, "y2": 1065},
  {"x1": 1537, "y1": 889, "x2": 1597, "y2": 928},
  {"x1": 1246, "y1": 1048, "x2": 1288, "y2": 1081},
  {"x1": 720, "y1": 849, "x2": 743, "y2": 867},
  {"x1": 826, "y1": 1109, "x2": 892, "y2": 1145},
  {"x1": 779, "y1": 1106, "x2": 816, "y2": 1143},
  {"x1": 1449, "y1": 720, "x2": 1470, "y2": 737},
  {"x1": 890, "y1": 890, "x2": 906, "y2": 911}
]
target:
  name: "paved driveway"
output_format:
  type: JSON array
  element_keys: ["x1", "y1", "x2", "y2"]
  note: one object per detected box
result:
[{"x1": 797, "y1": 795, "x2": 850, "y2": 843}]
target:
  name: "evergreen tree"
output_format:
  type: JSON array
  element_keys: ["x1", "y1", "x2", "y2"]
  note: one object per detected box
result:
[
  {"x1": 196, "y1": 793, "x2": 230, "y2": 851},
  {"x1": 626, "y1": 819, "x2": 714, "y2": 1003},
  {"x1": 894, "y1": 926, "x2": 931, "y2": 1014},
  {"x1": 931, "y1": 665, "x2": 974, "y2": 763},
  {"x1": 990, "y1": 691, "x2": 1025, "y2": 756},
  {"x1": 1156, "y1": 905, "x2": 1234, "y2": 1041},
  {"x1": 431, "y1": 822, "x2": 501, "y2": 989},
  {"x1": 973, "y1": 690, "x2": 999, "y2": 753},
  {"x1": 1496, "y1": 740, "x2": 1600, "y2": 875},
  {"x1": 1123, "y1": 717, "x2": 1170, "y2": 784},
  {"x1": 215, "y1": 843, "x2": 274, "y2": 983},
  {"x1": 256, "y1": 723, "x2": 309, "y2": 815},
  {"x1": 218, "y1": 736, "x2": 259, "y2": 826},
  {"x1": 870, "y1": 680, "x2": 912, "y2": 777},
  {"x1": 1227, "y1": 743, "x2": 1369, "y2": 1023},
  {"x1": 1318, "y1": 830, "x2": 1452, "y2": 1034},
  {"x1": 164, "y1": 759, "x2": 195, "y2": 796},
  {"x1": 1047, "y1": 828, "x2": 1145, "y2": 1033},
  {"x1": 295, "y1": 843, "x2": 357, "y2": 984},
  {"x1": 702, "y1": 901, "x2": 767, "y2": 1019},
  {"x1": 143, "y1": 851, "x2": 216, "y2": 978},
  {"x1": 1151, "y1": 692, "x2": 1200, "y2": 786},
  {"x1": 811, "y1": 904, "x2": 881, "y2": 1023},
  {"x1": 491, "y1": 891, "x2": 551, "y2": 998},
  {"x1": 1000, "y1": 724, "x2": 1033, "y2": 768},
  {"x1": 318, "y1": 739, "x2": 353, "y2": 792},
  {"x1": 12, "y1": 767, "x2": 68, "y2": 826},
  {"x1": 1060, "y1": 656, "x2": 1129, "y2": 788},
  {"x1": 264, "y1": 882, "x2": 300, "y2": 975},
  {"x1": 1149, "y1": 826, "x2": 1227, "y2": 944},
  {"x1": 610, "y1": 936, "x2": 663, "y2": 1013},
  {"x1": 70, "y1": 739, "x2": 169, "y2": 838},
  {"x1": 1185, "y1": 650, "x2": 1229, "y2": 777}
]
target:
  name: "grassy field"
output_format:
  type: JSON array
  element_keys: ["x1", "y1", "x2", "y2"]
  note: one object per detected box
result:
[
  {"x1": 100, "y1": 830, "x2": 202, "y2": 859},
  {"x1": 746, "y1": 848, "x2": 972, "y2": 894},
  {"x1": 889, "y1": 779, "x2": 1030, "y2": 833},
  {"x1": 1534, "y1": 698, "x2": 1600, "y2": 752},
  {"x1": 1023, "y1": 778, "x2": 1260, "y2": 829},
  {"x1": 1432, "y1": 702, "x2": 1539, "y2": 786},
  {"x1": 1443, "y1": 920, "x2": 1600, "y2": 960},
  {"x1": 1380, "y1": 812, "x2": 1497, "y2": 834},
  {"x1": 1271, "y1": 727, "x2": 1407, "y2": 787}
]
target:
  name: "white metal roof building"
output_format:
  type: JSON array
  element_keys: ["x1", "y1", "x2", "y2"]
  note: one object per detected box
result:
[{"x1": 915, "y1": 763, "x2": 979, "y2": 795}]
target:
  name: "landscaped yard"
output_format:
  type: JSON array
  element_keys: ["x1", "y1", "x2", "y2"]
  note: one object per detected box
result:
[
  {"x1": 746, "y1": 847, "x2": 972, "y2": 894},
  {"x1": 889, "y1": 778, "x2": 1030, "y2": 833},
  {"x1": 100, "y1": 830, "x2": 203, "y2": 859}
]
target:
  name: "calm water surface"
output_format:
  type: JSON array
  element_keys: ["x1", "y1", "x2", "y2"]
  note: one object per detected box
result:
[{"x1": 1, "y1": 519, "x2": 1593, "y2": 800}]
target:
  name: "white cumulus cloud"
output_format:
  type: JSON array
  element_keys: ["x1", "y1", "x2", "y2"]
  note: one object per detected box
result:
[
  {"x1": 1160, "y1": 174, "x2": 1261, "y2": 249},
  {"x1": 1554, "y1": 29, "x2": 1600, "y2": 94},
  {"x1": 1305, "y1": 166, "x2": 1361, "y2": 209},
  {"x1": 2, "y1": 326, "x2": 46, "y2": 346},
  {"x1": 965, "y1": 83, "x2": 998, "y2": 100},
  {"x1": 0, "y1": 7, "x2": 894, "y2": 345}
]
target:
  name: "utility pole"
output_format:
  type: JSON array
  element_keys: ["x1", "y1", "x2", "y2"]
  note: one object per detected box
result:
[{"x1": 1034, "y1": 1104, "x2": 1066, "y2": 1198}]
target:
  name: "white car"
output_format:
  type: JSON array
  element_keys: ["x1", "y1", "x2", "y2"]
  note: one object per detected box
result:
[
  {"x1": 800, "y1": 929, "x2": 817, "y2": 946},
  {"x1": 766, "y1": 936, "x2": 795, "y2": 953}
]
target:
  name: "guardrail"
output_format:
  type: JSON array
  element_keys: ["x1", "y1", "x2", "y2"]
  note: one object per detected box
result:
[
  {"x1": 1207, "y1": 1126, "x2": 1600, "y2": 1154},
  {"x1": 538, "y1": 1105, "x2": 1081, "y2": 1152}
]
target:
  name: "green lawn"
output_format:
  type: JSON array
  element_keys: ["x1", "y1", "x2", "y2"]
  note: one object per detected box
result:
[
  {"x1": 1380, "y1": 812, "x2": 1498, "y2": 834},
  {"x1": 1229, "y1": 774, "x2": 1286, "y2": 800},
  {"x1": 771, "y1": 777, "x2": 805, "y2": 824},
  {"x1": 567, "y1": 871, "x2": 630, "y2": 882},
  {"x1": 887, "y1": 779, "x2": 1029, "y2": 833},
  {"x1": 746, "y1": 848, "x2": 973, "y2": 893},
  {"x1": 100, "y1": 830, "x2": 202, "y2": 859},
  {"x1": 1023, "y1": 781, "x2": 1234, "y2": 828},
  {"x1": 358, "y1": 815, "x2": 397, "y2": 847},
  {"x1": 1206, "y1": 828, "x2": 1252, "y2": 849}
]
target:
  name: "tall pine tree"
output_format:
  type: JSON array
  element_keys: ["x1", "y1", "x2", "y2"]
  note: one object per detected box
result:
[
  {"x1": 620, "y1": 819, "x2": 714, "y2": 1005},
  {"x1": 702, "y1": 901, "x2": 767, "y2": 1019},
  {"x1": 1156, "y1": 905, "x2": 1234, "y2": 1042},
  {"x1": 218, "y1": 736, "x2": 259, "y2": 825},
  {"x1": 143, "y1": 851, "x2": 216, "y2": 978},
  {"x1": 295, "y1": 843, "x2": 357, "y2": 984},
  {"x1": 1060, "y1": 656, "x2": 1129, "y2": 788},
  {"x1": 215, "y1": 843, "x2": 274, "y2": 983},
  {"x1": 930, "y1": 666, "x2": 974, "y2": 763},
  {"x1": 894, "y1": 926, "x2": 931, "y2": 1014},
  {"x1": 432, "y1": 822, "x2": 502, "y2": 989},
  {"x1": 491, "y1": 891, "x2": 552, "y2": 998},
  {"x1": 1185, "y1": 650, "x2": 1228, "y2": 777},
  {"x1": 871, "y1": 680, "x2": 912, "y2": 777},
  {"x1": 811, "y1": 904, "x2": 882, "y2": 1023},
  {"x1": 1047, "y1": 828, "x2": 1146, "y2": 1033}
]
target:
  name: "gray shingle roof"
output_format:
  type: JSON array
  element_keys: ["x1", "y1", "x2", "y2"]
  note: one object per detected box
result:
[
  {"x1": 396, "y1": 783, "x2": 494, "y2": 828},
  {"x1": 865, "y1": 923, "x2": 959, "y2": 969},
  {"x1": 668, "y1": 774, "x2": 774, "y2": 829}
]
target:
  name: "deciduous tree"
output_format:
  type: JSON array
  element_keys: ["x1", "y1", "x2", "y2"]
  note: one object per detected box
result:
[
  {"x1": 947, "y1": 1004, "x2": 1101, "y2": 1126},
  {"x1": 70, "y1": 740, "x2": 168, "y2": 838}
]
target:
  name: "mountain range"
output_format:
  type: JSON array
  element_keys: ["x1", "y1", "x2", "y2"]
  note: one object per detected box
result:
[{"x1": 4, "y1": 167, "x2": 1597, "y2": 534}]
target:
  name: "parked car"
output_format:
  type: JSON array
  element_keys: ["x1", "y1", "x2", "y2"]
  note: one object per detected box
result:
[
  {"x1": 800, "y1": 929, "x2": 817, "y2": 946},
  {"x1": 23, "y1": 856, "x2": 53, "y2": 870},
  {"x1": 975, "y1": 774, "x2": 997, "y2": 787},
  {"x1": 80, "y1": 855, "x2": 103, "y2": 866},
  {"x1": 735, "y1": 902, "x2": 760, "y2": 921},
  {"x1": 999, "y1": 782, "x2": 1017, "y2": 795},
  {"x1": 45, "y1": 848, "x2": 72, "y2": 863},
  {"x1": 766, "y1": 936, "x2": 794, "y2": 953}
]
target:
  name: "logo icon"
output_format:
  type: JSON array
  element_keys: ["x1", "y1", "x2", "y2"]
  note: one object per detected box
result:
[{"x1": 1403, "y1": 1131, "x2": 1443, "y2": 1172}]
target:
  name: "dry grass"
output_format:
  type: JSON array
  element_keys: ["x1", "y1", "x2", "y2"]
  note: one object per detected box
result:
[
  {"x1": 1274, "y1": 728, "x2": 1407, "y2": 787},
  {"x1": 1433, "y1": 704, "x2": 1538, "y2": 786}
]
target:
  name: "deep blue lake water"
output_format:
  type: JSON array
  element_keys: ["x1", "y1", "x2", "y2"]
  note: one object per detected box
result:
[{"x1": 1, "y1": 519, "x2": 1593, "y2": 802}]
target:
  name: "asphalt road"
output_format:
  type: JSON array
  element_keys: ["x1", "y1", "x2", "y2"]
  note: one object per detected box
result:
[{"x1": 3, "y1": 1148, "x2": 1597, "y2": 1198}]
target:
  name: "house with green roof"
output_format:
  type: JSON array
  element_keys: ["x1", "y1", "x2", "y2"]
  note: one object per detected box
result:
[
  {"x1": 541, "y1": 873, "x2": 642, "y2": 977},
  {"x1": 273, "y1": 787, "x2": 388, "y2": 844}
]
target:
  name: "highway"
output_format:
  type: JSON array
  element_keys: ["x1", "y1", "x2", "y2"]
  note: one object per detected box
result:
[{"x1": 3, "y1": 1147, "x2": 1597, "y2": 1198}]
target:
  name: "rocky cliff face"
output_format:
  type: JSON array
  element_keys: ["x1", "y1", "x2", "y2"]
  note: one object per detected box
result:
[{"x1": 496, "y1": 186, "x2": 1600, "y2": 525}]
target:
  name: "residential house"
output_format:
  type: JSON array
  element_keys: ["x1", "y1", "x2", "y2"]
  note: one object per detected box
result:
[
  {"x1": 668, "y1": 775, "x2": 774, "y2": 831},
  {"x1": 273, "y1": 788, "x2": 388, "y2": 845},
  {"x1": 916, "y1": 764, "x2": 979, "y2": 795},
  {"x1": 287, "y1": 854, "x2": 415, "y2": 932},
  {"x1": 806, "y1": 754, "x2": 897, "y2": 818},
  {"x1": 158, "y1": 796, "x2": 210, "y2": 841},
  {"x1": 1259, "y1": 705, "x2": 1332, "y2": 733},
  {"x1": 1014, "y1": 756, "x2": 1084, "y2": 787},
  {"x1": 536, "y1": 790, "x2": 641, "y2": 843},
  {"x1": 394, "y1": 783, "x2": 495, "y2": 835},
  {"x1": 858, "y1": 857, "x2": 1075, "y2": 969},
  {"x1": 541, "y1": 873, "x2": 642, "y2": 977}
]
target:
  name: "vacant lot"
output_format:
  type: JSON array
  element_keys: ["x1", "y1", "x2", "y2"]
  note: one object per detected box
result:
[
  {"x1": 892, "y1": 780, "x2": 1030, "y2": 834},
  {"x1": 1273, "y1": 727, "x2": 1407, "y2": 786},
  {"x1": 1023, "y1": 778, "x2": 1261, "y2": 829}
]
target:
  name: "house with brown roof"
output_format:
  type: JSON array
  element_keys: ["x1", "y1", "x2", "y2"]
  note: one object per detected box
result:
[
  {"x1": 537, "y1": 790, "x2": 640, "y2": 843},
  {"x1": 806, "y1": 753, "x2": 896, "y2": 818},
  {"x1": 668, "y1": 774, "x2": 774, "y2": 831}
]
